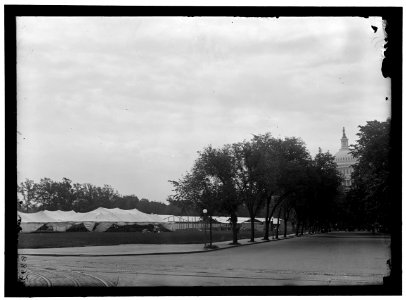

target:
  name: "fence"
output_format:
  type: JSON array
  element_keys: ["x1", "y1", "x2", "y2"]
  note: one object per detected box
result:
[
  {"x1": 165, "y1": 221, "x2": 270, "y2": 232},
  {"x1": 164, "y1": 221, "x2": 233, "y2": 231}
]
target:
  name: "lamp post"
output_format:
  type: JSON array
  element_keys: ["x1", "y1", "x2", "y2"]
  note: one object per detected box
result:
[{"x1": 203, "y1": 209, "x2": 207, "y2": 247}]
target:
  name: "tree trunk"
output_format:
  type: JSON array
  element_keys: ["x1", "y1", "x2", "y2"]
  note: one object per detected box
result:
[
  {"x1": 209, "y1": 216, "x2": 213, "y2": 247},
  {"x1": 296, "y1": 221, "x2": 300, "y2": 236},
  {"x1": 275, "y1": 205, "x2": 282, "y2": 239},
  {"x1": 250, "y1": 217, "x2": 255, "y2": 242},
  {"x1": 283, "y1": 207, "x2": 291, "y2": 238},
  {"x1": 231, "y1": 221, "x2": 238, "y2": 244},
  {"x1": 263, "y1": 197, "x2": 271, "y2": 240},
  {"x1": 204, "y1": 217, "x2": 207, "y2": 246},
  {"x1": 264, "y1": 219, "x2": 271, "y2": 240},
  {"x1": 230, "y1": 212, "x2": 238, "y2": 244},
  {"x1": 300, "y1": 221, "x2": 304, "y2": 236},
  {"x1": 284, "y1": 217, "x2": 288, "y2": 238}
]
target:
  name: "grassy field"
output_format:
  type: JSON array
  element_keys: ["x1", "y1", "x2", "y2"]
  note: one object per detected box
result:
[{"x1": 18, "y1": 229, "x2": 266, "y2": 249}]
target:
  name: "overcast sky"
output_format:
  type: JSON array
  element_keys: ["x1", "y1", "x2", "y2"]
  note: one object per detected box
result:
[{"x1": 17, "y1": 17, "x2": 390, "y2": 203}]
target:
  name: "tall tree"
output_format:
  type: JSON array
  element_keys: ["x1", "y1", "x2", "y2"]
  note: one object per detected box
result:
[
  {"x1": 263, "y1": 137, "x2": 311, "y2": 239},
  {"x1": 170, "y1": 145, "x2": 242, "y2": 245},
  {"x1": 350, "y1": 119, "x2": 391, "y2": 231},
  {"x1": 309, "y1": 149, "x2": 342, "y2": 232},
  {"x1": 232, "y1": 141, "x2": 266, "y2": 242},
  {"x1": 197, "y1": 145, "x2": 241, "y2": 244},
  {"x1": 246, "y1": 134, "x2": 281, "y2": 241}
]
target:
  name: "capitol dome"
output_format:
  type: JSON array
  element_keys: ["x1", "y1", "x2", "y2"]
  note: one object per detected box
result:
[
  {"x1": 335, "y1": 148, "x2": 355, "y2": 162},
  {"x1": 334, "y1": 127, "x2": 357, "y2": 188}
]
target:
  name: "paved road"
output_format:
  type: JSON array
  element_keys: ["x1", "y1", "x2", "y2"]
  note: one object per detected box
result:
[{"x1": 21, "y1": 232, "x2": 390, "y2": 286}]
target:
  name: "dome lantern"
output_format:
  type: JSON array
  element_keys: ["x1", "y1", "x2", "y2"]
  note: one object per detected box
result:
[{"x1": 341, "y1": 127, "x2": 349, "y2": 149}]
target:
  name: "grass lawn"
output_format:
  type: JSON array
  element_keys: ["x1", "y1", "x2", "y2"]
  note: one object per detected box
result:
[{"x1": 18, "y1": 229, "x2": 267, "y2": 249}]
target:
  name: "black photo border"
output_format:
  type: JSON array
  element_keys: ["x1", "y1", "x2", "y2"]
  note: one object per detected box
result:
[{"x1": 4, "y1": 5, "x2": 402, "y2": 297}]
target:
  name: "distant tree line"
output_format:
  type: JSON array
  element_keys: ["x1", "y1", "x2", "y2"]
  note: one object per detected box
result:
[
  {"x1": 17, "y1": 177, "x2": 262, "y2": 217},
  {"x1": 169, "y1": 133, "x2": 343, "y2": 244},
  {"x1": 17, "y1": 178, "x2": 183, "y2": 215}
]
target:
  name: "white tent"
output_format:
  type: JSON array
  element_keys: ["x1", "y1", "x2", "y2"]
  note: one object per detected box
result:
[
  {"x1": 69, "y1": 208, "x2": 167, "y2": 232},
  {"x1": 41, "y1": 210, "x2": 78, "y2": 231},
  {"x1": 18, "y1": 207, "x2": 168, "y2": 233},
  {"x1": 212, "y1": 216, "x2": 231, "y2": 224},
  {"x1": 126, "y1": 209, "x2": 165, "y2": 223},
  {"x1": 20, "y1": 209, "x2": 273, "y2": 233},
  {"x1": 237, "y1": 217, "x2": 252, "y2": 223},
  {"x1": 18, "y1": 211, "x2": 58, "y2": 232},
  {"x1": 43, "y1": 210, "x2": 77, "y2": 221},
  {"x1": 69, "y1": 207, "x2": 124, "y2": 222},
  {"x1": 19, "y1": 211, "x2": 57, "y2": 223}
]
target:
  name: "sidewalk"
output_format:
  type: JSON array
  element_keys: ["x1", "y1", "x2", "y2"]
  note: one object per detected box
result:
[{"x1": 19, "y1": 234, "x2": 298, "y2": 257}]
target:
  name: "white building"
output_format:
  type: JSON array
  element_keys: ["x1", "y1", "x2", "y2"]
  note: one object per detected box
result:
[{"x1": 334, "y1": 127, "x2": 357, "y2": 188}]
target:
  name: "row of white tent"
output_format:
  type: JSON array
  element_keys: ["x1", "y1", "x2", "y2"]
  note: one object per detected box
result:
[
  {"x1": 18, "y1": 207, "x2": 281, "y2": 233},
  {"x1": 18, "y1": 207, "x2": 166, "y2": 233},
  {"x1": 157, "y1": 215, "x2": 278, "y2": 224}
]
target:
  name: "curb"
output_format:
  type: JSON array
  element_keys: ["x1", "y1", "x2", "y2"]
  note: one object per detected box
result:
[{"x1": 20, "y1": 233, "x2": 307, "y2": 257}]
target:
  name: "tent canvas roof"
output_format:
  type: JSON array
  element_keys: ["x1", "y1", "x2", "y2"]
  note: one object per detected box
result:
[
  {"x1": 69, "y1": 207, "x2": 120, "y2": 222},
  {"x1": 123, "y1": 209, "x2": 164, "y2": 223},
  {"x1": 43, "y1": 210, "x2": 77, "y2": 222},
  {"x1": 69, "y1": 207, "x2": 161, "y2": 223},
  {"x1": 18, "y1": 211, "x2": 57, "y2": 223},
  {"x1": 19, "y1": 208, "x2": 166, "y2": 224}
]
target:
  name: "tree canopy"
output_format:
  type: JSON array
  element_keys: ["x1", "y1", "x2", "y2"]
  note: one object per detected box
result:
[
  {"x1": 348, "y1": 119, "x2": 391, "y2": 231},
  {"x1": 170, "y1": 132, "x2": 343, "y2": 242}
]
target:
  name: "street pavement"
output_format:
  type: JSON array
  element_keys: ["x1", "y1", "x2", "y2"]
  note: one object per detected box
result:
[{"x1": 20, "y1": 232, "x2": 390, "y2": 287}]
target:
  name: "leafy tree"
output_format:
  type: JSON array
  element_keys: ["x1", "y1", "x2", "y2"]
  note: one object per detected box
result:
[
  {"x1": 170, "y1": 146, "x2": 237, "y2": 246},
  {"x1": 115, "y1": 195, "x2": 140, "y2": 210},
  {"x1": 232, "y1": 140, "x2": 266, "y2": 242},
  {"x1": 263, "y1": 137, "x2": 311, "y2": 239},
  {"x1": 228, "y1": 134, "x2": 312, "y2": 242},
  {"x1": 309, "y1": 149, "x2": 343, "y2": 232},
  {"x1": 197, "y1": 145, "x2": 241, "y2": 244},
  {"x1": 17, "y1": 179, "x2": 38, "y2": 212},
  {"x1": 350, "y1": 119, "x2": 391, "y2": 231},
  {"x1": 53, "y1": 178, "x2": 76, "y2": 211},
  {"x1": 165, "y1": 196, "x2": 184, "y2": 215},
  {"x1": 96, "y1": 185, "x2": 120, "y2": 209},
  {"x1": 35, "y1": 178, "x2": 59, "y2": 210},
  {"x1": 80, "y1": 183, "x2": 98, "y2": 211},
  {"x1": 243, "y1": 134, "x2": 281, "y2": 241},
  {"x1": 170, "y1": 145, "x2": 241, "y2": 245}
]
